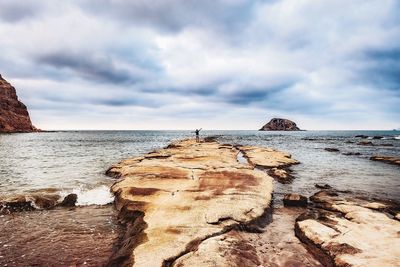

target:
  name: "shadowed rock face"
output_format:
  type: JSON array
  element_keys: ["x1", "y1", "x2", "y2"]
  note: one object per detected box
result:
[
  {"x1": 295, "y1": 190, "x2": 400, "y2": 267},
  {"x1": 106, "y1": 139, "x2": 299, "y2": 267},
  {"x1": 0, "y1": 74, "x2": 38, "y2": 133},
  {"x1": 259, "y1": 118, "x2": 300, "y2": 131}
]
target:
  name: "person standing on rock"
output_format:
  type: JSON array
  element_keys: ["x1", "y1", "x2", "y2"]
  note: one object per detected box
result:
[{"x1": 194, "y1": 128, "x2": 202, "y2": 142}]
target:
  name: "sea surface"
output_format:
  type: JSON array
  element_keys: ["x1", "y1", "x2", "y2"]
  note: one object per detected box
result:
[
  {"x1": 1, "y1": 130, "x2": 399, "y2": 266},
  {"x1": 1, "y1": 130, "x2": 399, "y2": 203}
]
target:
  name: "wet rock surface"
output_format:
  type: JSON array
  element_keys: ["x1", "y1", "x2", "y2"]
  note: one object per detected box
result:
[
  {"x1": 259, "y1": 118, "x2": 301, "y2": 131},
  {"x1": 106, "y1": 139, "x2": 300, "y2": 266},
  {"x1": 0, "y1": 74, "x2": 38, "y2": 133},
  {"x1": 370, "y1": 156, "x2": 400, "y2": 166},
  {"x1": 295, "y1": 189, "x2": 400, "y2": 267},
  {"x1": 283, "y1": 193, "x2": 308, "y2": 207}
]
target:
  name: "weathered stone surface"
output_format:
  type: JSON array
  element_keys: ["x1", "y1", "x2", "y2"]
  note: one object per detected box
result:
[
  {"x1": 267, "y1": 167, "x2": 294, "y2": 183},
  {"x1": 0, "y1": 74, "x2": 38, "y2": 133},
  {"x1": 106, "y1": 139, "x2": 297, "y2": 267},
  {"x1": 283, "y1": 193, "x2": 308, "y2": 207},
  {"x1": 174, "y1": 208, "x2": 322, "y2": 267},
  {"x1": 370, "y1": 156, "x2": 400, "y2": 166},
  {"x1": 259, "y1": 118, "x2": 301, "y2": 131},
  {"x1": 237, "y1": 145, "x2": 299, "y2": 168},
  {"x1": 295, "y1": 190, "x2": 400, "y2": 267}
]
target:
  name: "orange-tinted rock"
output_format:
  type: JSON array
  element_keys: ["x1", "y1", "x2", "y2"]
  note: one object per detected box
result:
[
  {"x1": 105, "y1": 139, "x2": 300, "y2": 267},
  {"x1": 370, "y1": 156, "x2": 400, "y2": 166},
  {"x1": 0, "y1": 74, "x2": 38, "y2": 132},
  {"x1": 296, "y1": 190, "x2": 400, "y2": 267}
]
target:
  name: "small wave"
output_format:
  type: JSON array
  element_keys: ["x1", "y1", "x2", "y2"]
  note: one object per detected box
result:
[
  {"x1": 61, "y1": 185, "x2": 114, "y2": 206},
  {"x1": 395, "y1": 136, "x2": 400, "y2": 140}
]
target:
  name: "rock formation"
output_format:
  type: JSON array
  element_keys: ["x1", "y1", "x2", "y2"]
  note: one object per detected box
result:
[
  {"x1": 370, "y1": 156, "x2": 400, "y2": 166},
  {"x1": 0, "y1": 74, "x2": 38, "y2": 132},
  {"x1": 295, "y1": 190, "x2": 400, "y2": 267},
  {"x1": 259, "y1": 118, "x2": 300, "y2": 131},
  {"x1": 105, "y1": 139, "x2": 299, "y2": 267}
]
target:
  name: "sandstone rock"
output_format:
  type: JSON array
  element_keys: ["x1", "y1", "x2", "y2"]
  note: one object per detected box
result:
[
  {"x1": 295, "y1": 190, "x2": 400, "y2": 267},
  {"x1": 324, "y1": 148, "x2": 339, "y2": 152},
  {"x1": 259, "y1": 118, "x2": 300, "y2": 131},
  {"x1": 283, "y1": 193, "x2": 308, "y2": 207},
  {"x1": 237, "y1": 145, "x2": 299, "y2": 168},
  {"x1": 370, "y1": 156, "x2": 400, "y2": 166},
  {"x1": 0, "y1": 74, "x2": 38, "y2": 132},
  {"x1": 105, "y1": 139, "x2": 295, "y2": 267},
  {"x1": 267, "y1": 167, "x2": 294, "y2": 184}
]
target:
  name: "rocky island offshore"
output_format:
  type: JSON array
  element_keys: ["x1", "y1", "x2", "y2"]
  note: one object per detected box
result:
[
  {"x1": 104, "y1": 138, "x2": 400, "y2": 267},
  {"x1": 260, "y1": 118, "x2": 301, "y2": 131},
  {"x1": 0, "y1": 74, "x2": 39, "y2": 133}
]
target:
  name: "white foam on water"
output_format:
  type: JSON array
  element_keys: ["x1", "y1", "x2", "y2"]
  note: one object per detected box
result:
[
  {"x1": 395, "y1": 135, "x2": 400, "y2": 140},
  {"x1": 61, "y1": 185, "x2": 114, "y2": 206}
]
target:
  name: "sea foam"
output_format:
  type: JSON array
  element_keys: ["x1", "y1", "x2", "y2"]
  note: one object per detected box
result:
[{"x1": 61, "y1": 185, "x2": 114, "y2": 206}]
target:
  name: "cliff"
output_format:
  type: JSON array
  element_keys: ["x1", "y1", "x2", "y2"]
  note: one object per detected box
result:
[
  {"x1": 259, "y1": 118, "x2": 300, "y2": 131},
  {"x1": 0, "y1": 74, "x2": 38, "y2": 132}
]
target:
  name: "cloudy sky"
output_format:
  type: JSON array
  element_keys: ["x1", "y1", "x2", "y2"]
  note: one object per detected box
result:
[{"x1": 1, "y1": 0, "x2": 399, "y2": 130}]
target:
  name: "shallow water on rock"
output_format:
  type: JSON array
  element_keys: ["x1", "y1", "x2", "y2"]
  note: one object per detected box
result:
[{"x1": 0, "y1": 205, "x2": 120, "y2": 267}]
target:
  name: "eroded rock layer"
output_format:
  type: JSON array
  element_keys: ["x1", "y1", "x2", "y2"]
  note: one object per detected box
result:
[
  {"x1": 106, "y1": 139, "x2": 298, "y2": 267},
  {"x1": 0, "y1": 74, "x2": 37, "y2": 132},
  {"x1": 295, "y1": 190, "x2": 400, "y2": 267}
]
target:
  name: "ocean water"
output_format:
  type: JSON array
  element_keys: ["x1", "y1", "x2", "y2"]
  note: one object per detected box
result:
[
  {"x1": 0, "y1": 130, "x2": 399, "y2": 203},
  {"x1": 0, "y1": 130, "x2": 399, "y2": 266}
]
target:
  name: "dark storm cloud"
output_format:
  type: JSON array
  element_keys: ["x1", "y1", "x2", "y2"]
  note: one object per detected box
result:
[
  {"x1": 36, "y1": 51, "x2": 141, "y2": 84},
  {"x1": 78, "y1": 0, "x2": 260, "y2": 32},
  {"x1": 1, "y1": 0, "x2": 400, "y2": 129},
  {"x1": 356, "y1": 47, "x2": 400, "y2": 91},
  {"x1": 0, "y1": 1, "x2": 43, "y2": 22}
]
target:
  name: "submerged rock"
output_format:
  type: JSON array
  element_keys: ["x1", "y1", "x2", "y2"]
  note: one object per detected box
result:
[
  {"x1": 342, "y1": 152, "x2": 361, "y2": 156},
  {"x1": 315, "y1": 184, "x2": 332, "y2": 189},
  {"x1": 355, "y1": 135, "x2": 368, "y2": 138},
  {"x1": 105, "y1": 139, "x2": 298, "y2": 267},
  {"x1": 324, "y1": 148, "x2": 340, "y2": 152},
  {"x1": 283, "y1": 193, "x2": 308, "y2": 207},
  {"x1": 370, "y1": 156, "x2": 400, "y2": 166},
  {"x1": 357, "y1": 141, "x2": 374, "y2": 146},
  {"x1": 295, "y1": 190, "x2": 400, "y2": 267},
  {"x1": 259, "y1": 118, "x2": 301, "y2": 131},
  {"x1": 0, "y1": 74, "x2": 39, "y2": 133}
]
